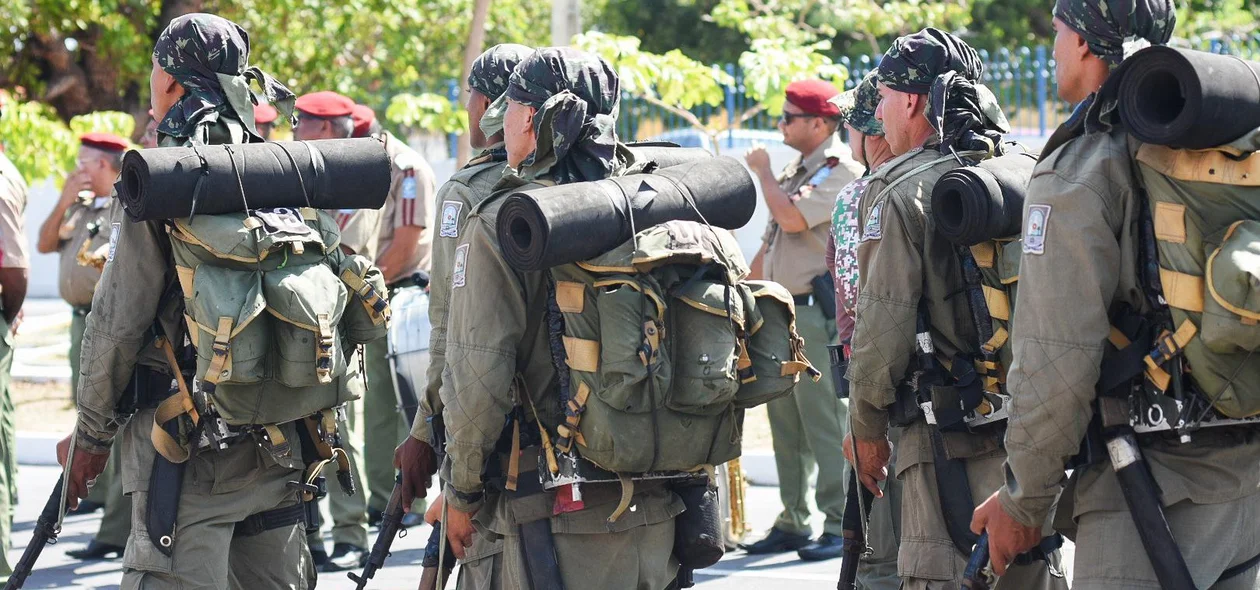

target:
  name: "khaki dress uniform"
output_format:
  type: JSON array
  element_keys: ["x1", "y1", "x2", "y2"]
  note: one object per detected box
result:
[
  {"x1": 760, "y1": 136, "x2": 862, "y2": 538},
  {"x1": 59, "y1": 196, "x2": 133, "y2": 546},
  {"x1": 0, "y1": 151, "x2": 28, "y2": 582},
  {"x1": 74, "y1": 127, "x2": 318, "y2": 590},
  {"x1": 849, "y1": 146, "x2": 1067, "y2": 590},
  {"x1": 440, "y1": 174, "x2": 683, "y2": 589},
  {"x1": 410, "y1": 148, "x2": 508, "y2": 588},
  {"x1": 362, "y1": 131, "x2": 436, "y2": 514},
  {"x1": 1000, "y1": 110, "x2": 1260, "y2": 589}
]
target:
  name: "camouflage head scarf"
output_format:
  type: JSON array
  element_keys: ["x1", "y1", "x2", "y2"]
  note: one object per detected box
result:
[
  {"x1": 470, "y1": 44, "x2": 535, "y2": 139},
  {"x1": 831, "y1": 71, "x2": 883, "y2": 136},
  {"x1": 1054, "y1": 0, "x2": 1176, "y2": 66},
  {"x1": 876, "y1": 28, "x2": 983, "y2": 95},
  {"x1": 152, "y1": 13, "x2": 295, "y2": 141},
  {"x1": 505, "y1": 47, "x2": 622, "y2": 184}
]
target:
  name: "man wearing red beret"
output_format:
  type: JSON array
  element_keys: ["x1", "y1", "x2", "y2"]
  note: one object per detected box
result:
[
  {"x1": 351, "y1": 104, "x2": 378, "y2": 138},
  {"x1": 253, "y1": 103, "x2": 278, "y2": 140},
  {"x1": 741, "y1": 78, "x2": 864, "y2": 562},
  {"x1": 34, "y1": 132, "x2": 133, "y2": 559}
]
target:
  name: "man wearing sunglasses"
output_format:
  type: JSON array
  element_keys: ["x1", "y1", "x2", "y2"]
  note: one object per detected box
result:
[{"x1": 741, "y1": 79, "x2": 864, "y2": 562}]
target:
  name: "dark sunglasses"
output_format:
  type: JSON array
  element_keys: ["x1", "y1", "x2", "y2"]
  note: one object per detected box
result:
[{"x1": 779, "y1": 112, "x2": 818, "y2": 124}]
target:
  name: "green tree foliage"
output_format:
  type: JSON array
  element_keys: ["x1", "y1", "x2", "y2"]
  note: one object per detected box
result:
[{"x1": 0, "y1": 96, "x2": 132, "y2": 183}]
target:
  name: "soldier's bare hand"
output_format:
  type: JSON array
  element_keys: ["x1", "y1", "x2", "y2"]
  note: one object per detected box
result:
[
  {"x1": 744, "y1": 145, "x2": 772, "y2": 175},
  {"x1": 393, "y1": 435, "x2": 437, "y2": 511},
  {"x1": 443, "y1": 504, "x2": 477, "y2": 560},
  {"x1": 842, "y1": 433, "x2": 891, "y2": 498},
  {"x1": 971, "y1": 491, "x2": 1042, "y2": 576},
  {"x1": 56, "y1": 433, "x2": 110, "y2": 510}
]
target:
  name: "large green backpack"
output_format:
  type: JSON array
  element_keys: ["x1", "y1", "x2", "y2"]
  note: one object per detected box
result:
[
  {"x1": 1131, "y1": 139, "x2": 1260, "y2": 419},
  {"x1": 168, "y1": 206, "x2": 390, "y2": 427},
  {"x1": 546, "y1": 220, "x2": 815, "y2": 475}
]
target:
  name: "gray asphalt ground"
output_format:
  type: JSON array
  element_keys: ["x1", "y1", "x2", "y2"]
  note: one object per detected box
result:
[{"x1": 7, "y1": 465, "x2": 854, "y2": 590}]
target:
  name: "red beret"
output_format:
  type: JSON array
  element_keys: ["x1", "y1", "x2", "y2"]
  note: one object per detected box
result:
[
  {"x1": 785, "y1": 79, "x2": 841, "y2": 117},
  {"x1": 294, "y1": 91, "x2": 355, "y2": 118},
  {"x1": 79, "y1": 132, "x2": 129, "y2": 153},
  {"x1": 254, "y1": 104, "x2": 279, "y2": 125},
  {"x1": 351, "y1": 104, "x2": 376, "y2": 137}
]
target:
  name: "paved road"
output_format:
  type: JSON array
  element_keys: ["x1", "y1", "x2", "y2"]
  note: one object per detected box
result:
[{"x1": 7, "y1": 465, "x2": 847, "y2": 589}]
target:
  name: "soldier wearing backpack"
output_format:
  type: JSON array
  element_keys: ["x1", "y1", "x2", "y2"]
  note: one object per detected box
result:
[
  {"x1": 971, "y1": 1, "x2": 1260, "y2": 587},
  {"x1": 843, "y1": 28, "x2": 1067, "y2": 589},
  {"x1": 56, "y1": 14, "x2": 388, "y2": 589}
]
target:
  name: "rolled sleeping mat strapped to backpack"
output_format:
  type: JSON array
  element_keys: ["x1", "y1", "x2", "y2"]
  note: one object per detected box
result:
[
  {"x1": 497, "y1": 156, "x2": 757, "y2": 271},
  {"x1": 117, "y1": 137, "x2": 393, "y2": 222},
  {"x1": 931, "y1": 151, "x2": 1037, "y2": 246},
  {"x1": 624, "y1": 143, "x2": 714, "y2": 173},
  {"x1": 1116, "y1": 46, "x2": 1260, "y2": 149}
]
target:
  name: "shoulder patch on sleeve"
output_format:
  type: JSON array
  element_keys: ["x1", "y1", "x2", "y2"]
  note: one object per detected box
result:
[
  {"x1": 808, "y1": 165, "x2": 833, "y2": 188},
  {"x1": 107, "y1": 222, "x2": 120, "y2": 262},
  {"x1": 452, "y1": 243, "x2": 469, "y2": 288},
  {"x1": 860, "y1": 202, "x2": 883, "y2": 242},
  {"x1": 439, "y1": 200, "x2": 464, "y2": 238},
  {"x1": 1023, "y1": 204, "x2": 1052, "y2": 255},
  {"x1": 401, "y1": 175, "x2": 417, "y2": 200}
]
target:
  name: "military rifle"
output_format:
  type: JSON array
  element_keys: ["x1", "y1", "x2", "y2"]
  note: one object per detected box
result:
[
  {"x1": 5, "y1": 474, "x2": 66, "y2": 590},
  {"x1": 348, "y1": 478, "x2": 411, "y2": 589},
  {"x1": 836, "y1": 468, "x2": 875, "y2": 590},
  {"x1": 960, "y1": 532, "x2": 992, "y2": 590},
  {"x1": 418, "y1": 520, "x2": 456, "y2": 590}
]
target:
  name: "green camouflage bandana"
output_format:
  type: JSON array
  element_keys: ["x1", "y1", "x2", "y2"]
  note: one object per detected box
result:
[
  {"x1": 506, "y1": 47, "x2": 622, "y2": 184},
  {"x1": 1054, "y1": 0, "x2": 1176, "y2": 66},
  {"x1": 153, "y1": 13, "x2": 295, "y2": 141},
  {"x1": 832, "y1": 72, "x2": 883, "y2": 136},
  {"x1": 927, "y1": 71, "x2": 1010, "y2": 155},
  {"x1": 877, "y1": 28, "x2": 983, "y2": 95},
  {"x1": 471, "y1": 44, "x2": 534, "y2": 139}
]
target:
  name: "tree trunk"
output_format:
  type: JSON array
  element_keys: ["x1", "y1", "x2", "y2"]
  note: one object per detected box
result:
[{"x1": 456, "y1": 0, "x2": 494, "y2": 167}]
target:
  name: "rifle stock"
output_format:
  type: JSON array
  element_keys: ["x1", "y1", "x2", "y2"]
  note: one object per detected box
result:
[
  {"x1": 836, "y1": 468, "x2": 875, "y2": 590},
  {"x1": 418, "y1": 520, "x2": 456, "y2": 590},
  {"x1": 961, "y1": 532, "x2": 991, "y2": 590},
  {"x1": 5, "y1": 474, "x2": 66, "y2": 590}
]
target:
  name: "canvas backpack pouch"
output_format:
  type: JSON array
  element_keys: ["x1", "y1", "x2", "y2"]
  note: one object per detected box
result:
[
  {"x1": 589, "y1": 276, "x2": 671, "y2": 413},
  {"x1": 734, "y1": 281, "x2": 806, "y2": 408},
  {"x1": 335, "y1": 252, "x2": 391, "y2": 345},
  {"x1": 1201, "y1": 220, "x2": 1260, "y2": 353},
  {"x1": 185, "y1": 265, "x2": 269, "y2": 385},
  {"x1": 667, "y1": 278, "x2": 742, "y2": 415},
  {"x1": 263, "y1": 262, "x2": 349, "y2": 388}
]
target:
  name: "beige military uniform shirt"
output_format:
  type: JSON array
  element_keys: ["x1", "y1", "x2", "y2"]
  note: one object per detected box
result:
[
  {"x1": 57, "y1": 197, "x2": 114, "y2": 307},
  {"x1": 334, "y1": 207, "x2": 383, "y2": 260},
  {"x1": 761, "y1": 136, "x2": 863, "y2": 295},
  {"x1": 997, "y1": 116, "x2": 1260, "y2": 528},
  {"x1": 0, "y1": 153, "x2": 29, "y2": 271},
  {"x1": 411, "y1": 148, "x2": 508, "y2": 445},
  {"x1": 848, "y1": 146, "x2": 1003, "y2": 469},
  {"x1": 376, "y1": 131, "x2": 436, "y2": 275}
]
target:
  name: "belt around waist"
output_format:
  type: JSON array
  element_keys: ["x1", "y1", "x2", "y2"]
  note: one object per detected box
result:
[
  {"x1": 793, "y1": 293, "x2": 816, "y2": 306},
  {"x1": 72, "y1": 305, "x2": 91, "y2": 316}
]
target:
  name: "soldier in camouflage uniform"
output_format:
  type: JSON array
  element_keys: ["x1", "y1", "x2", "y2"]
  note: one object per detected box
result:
[
  {"x1": 971, "y1": 1, "x2": 1260, "y2": 587},
  {"x1": 843, "y1": 29, "x2": 1066, "y2": 589},
  {"x1": 433, "y1": 47, "x2": 681, "y2": 589},
  {"x1": 56, "y1": 14, "x2": 319, "y2": 589},
  {"x1": 827, "y1": 72, "x2": 903, "y2": 590},
  {"x1": 394, "y1": 43, "x2": 532, "y2": 589}
]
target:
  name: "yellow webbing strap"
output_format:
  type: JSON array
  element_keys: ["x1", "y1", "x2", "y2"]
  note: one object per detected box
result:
[
  {"x1": 150, "y1": 337, "x2": 201, "y2": 464},
  {"x1": 516, "y1": 375, "x2": 560, "y2": 476},
  {"x1": 301, "y1": 208, "x2": 318, "y2": 221},
  {"x1": 339, "y1": 268, "x2": 389, "y2": 325},
  {"x1": 784, "y1": 333, "x2": 821, "y2": 381},
  {"x1": 1137, "y1": 143, "x2": 1260, "y2": 187},
  {"x1": 242, "y1": 217, "x2": 263, "y2": 230},
  {"x1": 981, "y1": 326, "x2": 1009, "y2": 355},
  {"x1": 1109, "y1": 327, "x2": 1132, "y2": 349},
  {"x1": 1158, "y1": 268, "x2": 1205, "y2": 313},
  {"x1": 971, "y1": 242, "x2": 997, "y2": 268},
  {"x1": 736, "y1": 337, "x2": 755, "y2": 384},
  {"x1": 556, "y1": 382, "x2": 592, "y2": 453},
  {"x1": 605, "y1": 474, "x2": 635, "y2": 528},
  {"x1": 1153, "y1": 202, "x2": 1188, "y2": 244},
  {"x1": 261, "y1": 424, "x2": 291, "y2": 457},
  {"x1": 555, "y1": 281, "x2": 586, "y2": 313},
  {"x1": 292, "y1": 241, "x2": 305, "y2": 256},
  {"x1": 1142, "y1": 319, "x2": 1198, "y2": 391},
  {"x1": 638, "y1": 320, "x2": 661, "y2": 366},
  {"x1": 982, "y1": 285, "x2": 1011, "y2": 321},
  {"x1": 204, "y1": 317, "x2": 234, "y2": 385},
  {"x1": 563, "y1": 337, "x2": 600, "y2": 373},
  {"x1": 315, "y1": 314, "x2": 334, "y2": 383},
  {"x1": 1207, "y1": 221, "x2": 1260, "y2": 322},
  {"x1": 506, "y1": 417, "x2": 522, "y2": 492}
]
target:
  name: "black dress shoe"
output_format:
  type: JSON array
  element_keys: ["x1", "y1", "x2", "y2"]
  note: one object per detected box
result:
[
  {"x1": 367, "y1": 507, "x2": 384, "y2": 528},
  {"x1": 66, "y1": 540, "x2": 125, "y2": 560},
  {"x1": 739, "y1": 527, "x2": 812, "y2": 555},
  {"x1": 323, "y1": 542, "x2": 368, "y2": 572},
  {"x1": 67, "y1": 500, "x2": 104, "y2": 516},
  {"x1": 309, "y1": 541, "x2": 329, "y2": 568},
  {"x1": 797, "y1": 533, "x2": 844, "y2": 561}
]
